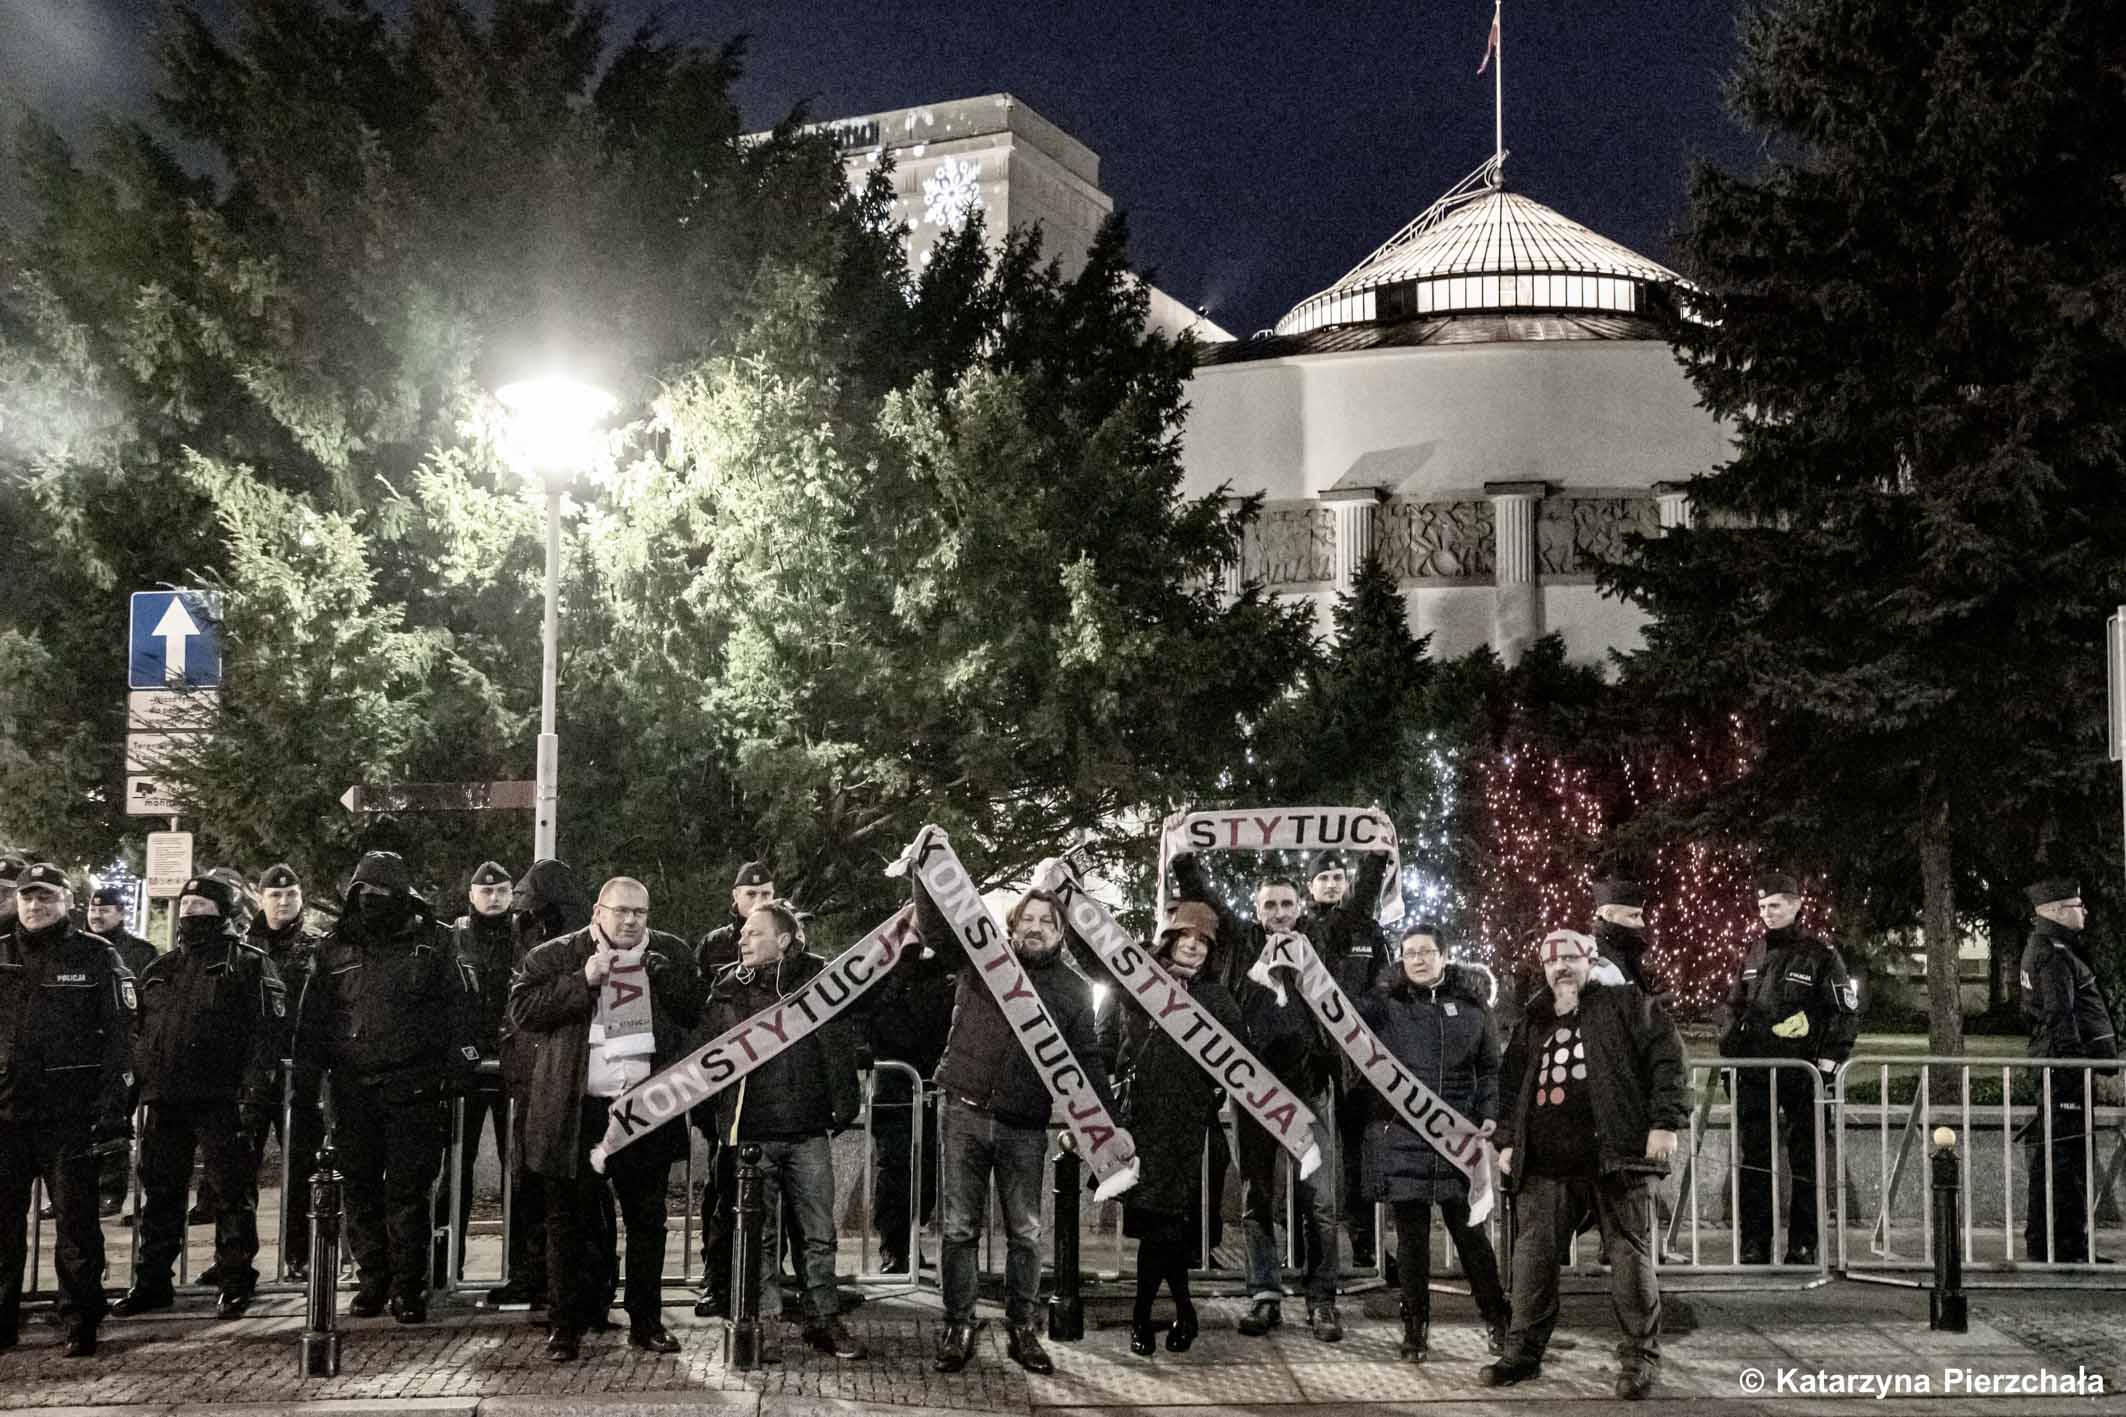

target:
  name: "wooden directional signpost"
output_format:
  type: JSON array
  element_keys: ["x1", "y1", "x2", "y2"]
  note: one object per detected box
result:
[{"x1": 339, "y1": 781, "x2": 538, "y2": 815}]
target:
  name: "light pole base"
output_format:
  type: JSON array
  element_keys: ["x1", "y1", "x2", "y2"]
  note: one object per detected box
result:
[{"x1": 301, "y1": 1331, "x2": 341, "y2": 1377}]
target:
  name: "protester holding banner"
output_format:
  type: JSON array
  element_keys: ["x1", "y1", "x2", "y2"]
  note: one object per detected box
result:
[
  {"x1": 1482, "y1": 929, "x2": 1685, "y2": 1400},
  {"x1": 695, "y1": 901, "x2": 867, "y2": 1360},
  {"x1": 912, "y1": 875, "x2": 1113, "y2": 1378},
  {"x1": 509, "y1": 877, "x2": 704, "y2": 1362},
  {"x1": 1300, "y1": 850, "x2": 1393, "y2": 1268},
  {"x1": 1100, "y1": 899, "x2": 1244, "y2": 1358},
  {"x1": 1357, "y1": 924, "x2": 1508, "y2": 1363}
]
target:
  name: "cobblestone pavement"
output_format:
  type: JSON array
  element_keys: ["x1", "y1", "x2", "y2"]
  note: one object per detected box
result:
[{"x1": 0, "y1": 1286, "x2": 2119, "y2": 1412}]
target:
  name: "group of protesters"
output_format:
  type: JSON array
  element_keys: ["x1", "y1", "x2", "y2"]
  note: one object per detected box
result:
[{"x1": 0, "y1": 824, "x2": 2116, "y2": 1398}]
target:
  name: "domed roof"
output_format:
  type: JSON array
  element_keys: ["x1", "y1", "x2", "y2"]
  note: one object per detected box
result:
[{"x1": 1275, "y1": 158, "x2": 1680, "y2": 337}]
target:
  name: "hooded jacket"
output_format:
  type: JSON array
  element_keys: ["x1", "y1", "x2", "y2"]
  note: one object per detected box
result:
[
  {"x1": 697, "y1": 945, "x2": 861, "y2": 1144},
  {"x1": 135, "y1": 917, "x2": 286, "y2": 1105},
  {"x1": 2021, "y1": 919, "x2": 2119, "y2": 1064},
  {"x1": 509, "y1": 925, "x2": 705, "y2": 1177},
  {"x1": 1357, "y1": 960, "x2": 1500, "y2": 1203},
  {"x1": 0, "y1": 919, "x2": 135, "y2": 1127},
  {"x1": 500, "y1": 860, "x2": 595, "y2": 1092},
  {"x1": 1494, "y1": 980, "x2": 1688, "y2": 1191},
  {"x1": 295, "y1": 858, "x2": 480, "y2": 1100}
]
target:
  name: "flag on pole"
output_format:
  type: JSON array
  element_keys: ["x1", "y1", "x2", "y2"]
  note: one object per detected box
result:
[{"x1": 1477, "y1": 9, "x2": 1499, "y2": 73}]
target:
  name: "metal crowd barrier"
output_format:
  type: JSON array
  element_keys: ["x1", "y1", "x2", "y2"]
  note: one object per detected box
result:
[{"x1": 1834, "y1": 1054, "x2": 2124, "y2": 1286}]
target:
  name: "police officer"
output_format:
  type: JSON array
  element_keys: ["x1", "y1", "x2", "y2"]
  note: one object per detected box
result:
[
  {"x1": 114, "y1": 875, "x2": 288, "y2": 1318},
  {"x1": 0, "y1": 863, "x2": 135, "y2": 1357},
  {"x1": 0, "y1": 854, "x2": 26, "y2": 931},
  {"x1": 85, "y1": 885, "x2": 155, "y2": 1218},
  {"x1": 439, "y1": 861, "x2": 514, "y2": 1272},
  {"x1": 294, "y1": 851, "x2": 479, "y2": 1323},
  {"x1": 2019, "y1": 879, "x2": 2122, "y2": 1263},
  {"x1": 1589, "y1": 878, "x2": 1659, "y2": 994},
  {"x1": 1718, "y1": 872, "x2": 1859, "y2": 1265},
  {"x1": 246, "y1": 863, "x2": 322, "y2": 1279}
]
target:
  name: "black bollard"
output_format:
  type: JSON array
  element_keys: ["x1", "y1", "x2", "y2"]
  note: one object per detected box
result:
[
  {"x1": 1928, "y1": 1127, "x2": 1967, "y2": 1332},
  {"x1": 724, "y1": 1143, "x2": 766, "y2": 1370},
  {"x1": 1048, "y1": 1133, "x2": 1084, "y2": 1341},
  {"x1": 301, "y1": 1141, "x2": 346, "y2": 1376}
]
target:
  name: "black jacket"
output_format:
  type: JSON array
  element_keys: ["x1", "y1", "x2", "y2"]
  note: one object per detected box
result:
[
  {"x1": 502, "y1": 860, "x2": 595, "y2": 1092},
  {"x1": 135, "y1": 924, "x2": 287, "y2": 1105},
  {"x1": 453, "y1": 910, "x2": 518, "y2": 1057},
  {"x1": 913, "y1": 877, "x2": 1116, "y2": 1129},
  {"x1": 697, "y1": 912, "x2": 743, "y2": 980},
  {"x1": 1719, "y1": 926, "x2": 1860, "y2": 1064},
  {"x1": 95, "y1": 928, "x2": 159, "y2": 981},
  {"x1": 1495, "y1": 981, "x2": 1688, "y2": 1189},
  {"x1": 1099, "y1": 966, "x2": 1245, "y2": 1219},
  {"x1": 249, "y1": 916, "x2": 320, "y2": 996},
  {"x1": 1357, "y1": 962, "x2": 1500, "y2": 1203},
  {"x1": 0, "y1": 920, "x2": 135, "y2": 1128},
  {"x1": 1593, "y1": 920, "x2": 1659, "y2": 995},
  {"x1": 699, "y1": 947, "x2": 860, "y2": 1142},
  {"x1": 2021, "y1": 921, "x2": 2120, "y2": 1064},
  {"x1": 296, "y1": 892, "x2": 480, "y2": 1101},
  {"x1": 509, "y1": 926, "x2": 705, "y2": 1177}
]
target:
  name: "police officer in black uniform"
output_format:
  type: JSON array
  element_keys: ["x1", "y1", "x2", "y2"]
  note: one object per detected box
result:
[
  {"x1": 85, "y1": 885, "x2": 155, "y2": 1218},
  {"x1": 294, "y1": 851, "x2": 479, "y2": 1323},
  {"x1": 439, "y1": 860, "x2": 515, "y2": 1271},
  {"x1": 2019, "y1": 878, "x2": 2122, "y2": 1262},
  {"x1": 0, "y1": 863, "x2": 136, "y2": 1357},
  {"x1": 1718, "y1": 872, "x2": 1860, "y2": 1265},
  {"x1": 246, "y1": 863, "x2": 322, "y2": 1279},
  {"x1": 114, "y1": 874, "x2": 288, "y2": 1318}
]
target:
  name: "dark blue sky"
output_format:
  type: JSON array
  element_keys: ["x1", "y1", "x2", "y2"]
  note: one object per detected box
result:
[{"x1": 1, "y1": 0, "x2": 1762, "y2": 335}]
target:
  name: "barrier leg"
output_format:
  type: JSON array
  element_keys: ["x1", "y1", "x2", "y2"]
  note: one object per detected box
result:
[
  {"x1": 1048, "y1": 1141, "x2": 1083, "y2": 1341},
  {"x1": 725, "y1": 1144, "x2": 764, "y2": 1371}
]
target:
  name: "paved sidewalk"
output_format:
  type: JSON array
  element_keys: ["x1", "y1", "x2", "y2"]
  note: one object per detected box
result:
[{"x1": 0, "y1": 1284, "x2": 2119, "y2": 1414}]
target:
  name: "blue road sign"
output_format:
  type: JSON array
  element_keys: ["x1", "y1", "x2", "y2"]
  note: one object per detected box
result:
[{"x1": 128, "y1": 590, "x2": 222, "y2": 689}]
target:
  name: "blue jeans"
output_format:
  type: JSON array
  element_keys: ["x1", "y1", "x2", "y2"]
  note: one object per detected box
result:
[
  {"x1": 1239, "y1": 1083, "x2": 1344, "y2": 1304},
  {"x1": 940, "y1": 1097, "x2": 1049, "y2": 1327},
  {"x1": 751, "y1": 1134, "x2": 841, "y2": 1324}
]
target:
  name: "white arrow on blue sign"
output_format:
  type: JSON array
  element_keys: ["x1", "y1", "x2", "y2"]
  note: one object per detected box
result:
[{"x1": 128, "y1": 590, "x2": 223, "y2": 690}]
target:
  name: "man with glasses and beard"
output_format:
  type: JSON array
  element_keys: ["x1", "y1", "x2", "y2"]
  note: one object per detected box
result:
[{"x1": 1483, "y1": 929, "x2": 1685, "y2": 1401}]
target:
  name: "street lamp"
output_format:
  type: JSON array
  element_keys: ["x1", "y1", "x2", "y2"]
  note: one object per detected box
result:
[{"x1": 496, "y1": 374, "x2": 616, "y2": 861}]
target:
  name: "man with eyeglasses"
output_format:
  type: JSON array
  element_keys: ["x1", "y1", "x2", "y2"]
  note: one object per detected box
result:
[
  {"x1": 510, "y1": 877, "x2": 704, "y2": 1361},
  {"x1": 2020, "y1": 878, "x2": 2121, "y2": 1263},
  {"x1": 1483, "y1": 929, "x2": 1685, "y2": 1401}
]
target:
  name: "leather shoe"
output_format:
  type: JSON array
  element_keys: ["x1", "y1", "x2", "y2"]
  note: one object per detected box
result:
[
  {"x1": 1166, "y1": 1311, "x2": 1197, "y2": 1353},
  {"x1": 215, "y1": 1289, "x2": 253, "y2": 1319},
  {"x1": 113, "y1": 1288, "x2": 174, "y2": 1317},
  {"x1": 1006, "y1": 1324, "x2": 1054, "y2": 1374},
  {"x1": 629, "y1": 1325, "x2": 681, "y2": 1354},
  {"x1": 933, "y1": 1322, "x2": 976, "y2": 1373},
  {"x1": 1739, "y1": 1243, "x2": 1771, "y2": 1266},
  {"x1": 1129, "y1": 1322, "x2": 1156, "y2": 1357},
  {"x1": 389, "y1": 1294, "x2": 427, "y2": 1325},
  {"x1": 1307, "y1": 1302, "x2": 1343, "y2": 1343},
  {"x1": 1783, "y1": 1245, "x2": 1818, "y2": 1267},
  {"x1": 285, "y1": 1258, "x2": 308, "y2": 1282},
  {"x1": 1617, "y1": 1364, "x2": 1657, "y2": 1400},
  {"x1": 1236, "y1": 1299, "x2": 1281, "y2": 1337},
  {"x1": 693, "y1": 1291, "x2": 729, "y2": 1319},
  {"x1": 63, "y1": 1325, "x2": 98, "y2": 1358},
  {"x1": 348, "y1": 1286, "x2": 388, "y2": 1318},
  {"x1": 1482, "y1": 1356, "x2": 1542, "y2": 1386},
  {"x1": 545, "y1": 1326, "x2": 580, "y2": 1362}
]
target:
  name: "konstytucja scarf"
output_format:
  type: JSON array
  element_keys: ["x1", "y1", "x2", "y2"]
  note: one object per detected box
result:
[
  {"x1": 587, "y1": 904, "x2": 919, "y2": 1172},
  {"x1": 904, "y1": 827, "x2": 1141, "y2": 1201},
  {"x1": 1033, "y1": 857, "x2": 1326, "y2": 1180},
  {"x1": 1253, "y1": 928, "x2": 1499, "y2": 1224},
  {"x1": 1157, "y1": 806, "x2": 1404, "y2": 927}
]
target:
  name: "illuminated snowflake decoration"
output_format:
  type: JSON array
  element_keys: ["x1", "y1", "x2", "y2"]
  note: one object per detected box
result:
[{"x1": 921, "y1": 157, "x2": 984, "y2": 230}]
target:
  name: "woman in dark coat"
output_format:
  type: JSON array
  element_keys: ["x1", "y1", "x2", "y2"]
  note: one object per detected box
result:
[
  {"x1": 1357, "y1": 923, "x2": 1509, "y2": 1363},
  {"x1": 1102, "y1": 899, "x2": 1244, "y2": 1357}
]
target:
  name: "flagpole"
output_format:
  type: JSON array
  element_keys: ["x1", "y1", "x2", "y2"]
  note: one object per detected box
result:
[{"x1": 1493, "y1": 0, "x2": 1503, "y2": 170}]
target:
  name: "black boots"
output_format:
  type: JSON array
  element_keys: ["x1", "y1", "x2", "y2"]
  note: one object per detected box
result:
[{"x1": 1398, "y1": 1305, "x2": 1429, "y2": 1362}]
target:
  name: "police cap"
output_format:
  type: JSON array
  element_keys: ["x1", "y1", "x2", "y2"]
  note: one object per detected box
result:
[
  {"x1": 469, "y1": 860, "x2": 512, "y2": 888},
  {"x1": 1754, "y1": 872, "x2": 1802, "y2": 900},
  {"x1": 733, "y1": 860, "x2": 773, "y2": 889},
  {"x1": 16, "y1": 862, "x2": 69, "y2": 895},
  {"x1": 259, "y1": 863, "x2": 301, "y2": 890},
  {"x1": 2025, "y1": 878, "x2": 2080, "y2": 910},
  {"x1": 180, "y1": 874, "x2": 242, "y2": 916}
]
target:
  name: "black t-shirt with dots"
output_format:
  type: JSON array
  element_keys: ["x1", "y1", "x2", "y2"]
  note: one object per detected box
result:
[{"x1": 1524, "y1": 1013, "x2": 1601, "y2": 1179}]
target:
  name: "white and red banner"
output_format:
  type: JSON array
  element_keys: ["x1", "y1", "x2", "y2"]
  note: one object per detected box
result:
[
  {"x1": 1157, "y1": 805, "x2": 1403, "y2": 928},
  {"x1": 1033, "y1": 858, "x2": 1325, "y2": 1179}
]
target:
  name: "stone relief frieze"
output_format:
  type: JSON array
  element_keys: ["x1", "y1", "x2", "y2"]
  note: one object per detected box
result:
[
  {"x1": 1379, "y1": 499, "x2": 1495, "y2": 581},
  {"x1": 1240, "y1": 505, "x2": 1337, "y2": 586},
  {"x1": 1540, "y1": 497, "x2": 1660, "y2": 575}
]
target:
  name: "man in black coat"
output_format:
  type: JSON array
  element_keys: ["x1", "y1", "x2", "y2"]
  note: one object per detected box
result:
[
  {"x1": 696, "y1": 902, "x2": 866, "y2": 1359},
  {"x1": 438, "y1": 860, "x2": 515, "y2": 1271},
  {"x1": 1718, "y1": 872, "x2": 1859, "y2": 1266},
  {"x1": 85, "y1": 884, "x2": 155, "y2": 1218},
  {"x1": 0, "y1": 863, "x2": 135, "y2": 1357},
  {"x1": 2019, "y1": 878, "x2": 2122, "y2": 1263},
  {"x1": 864, "y1": 943, "x2": 954, "y2": 1274},
  {"x1": 114, "y1": 874, "x2": 287, "y2": 1318},
  {"x1": 1483, "y1": 929, "x2": 1685, "y2": 1400},
  {"x1": 241, "y1": 863, "x2": 323, "y2": 1280},
  {"x1": 509, "y1": 876, "x2": 703, "y2": 1362},
  {"x1": 1589, "y1": 878, "x2": 1659, "y2": 994},
  {"x1": 294, "y1": 851, "x2": 479, "y2": 1324}
]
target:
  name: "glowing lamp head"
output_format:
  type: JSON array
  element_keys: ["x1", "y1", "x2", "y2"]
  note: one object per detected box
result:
[
  {"x1": 1933, "y1": 1126, "x2": 1956, "y2": 1149},
  {"x1": 496, "y1": 375, "x2": 617, "y2": 488}
]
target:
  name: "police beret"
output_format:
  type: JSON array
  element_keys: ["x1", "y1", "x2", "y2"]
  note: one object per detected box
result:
[
  {"x1": 259, "y1": 863, "x2": 301, "y2": 890},
  {"x1": 2026, "y1": 878, "x2": 2080, "y2": 909},
  {"x1": 733, "y1": 860, "x2": 773, "y2": 889},
  {"x1": 17, "y1": 862, "x2": 69, "y2": 893},
  {"x1": 1595, "y1": 878, "x2": 1647, "y2": 909},
  {"x1": 90, "y1": 884, "x2": 127, "y2": 907},
  {"x1": 180, "y1": 874, "x2": 242, "y2": 915},
  {"x1": 1754, "y1": 872, "x2": 1802, "y2": 899},
  {"x1": 469, "y1": 860, "x2": 512, "y2": 888},
  {"x1": 1307, "y1": 851, "x2": 1349, "y2": 880},
  {"x1": 0, "y1": 853, "x2": 27, "y2": 882}
]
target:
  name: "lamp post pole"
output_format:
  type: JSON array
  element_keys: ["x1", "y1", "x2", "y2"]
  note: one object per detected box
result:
[{"x1": 535, "y1": 485, "x2": 562, "y2": 860}]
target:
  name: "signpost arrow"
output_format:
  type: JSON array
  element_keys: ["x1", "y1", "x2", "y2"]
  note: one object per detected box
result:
[
  {"x1": 152, "y1": 597, "x2": 201, "y2": 685},
  {"x1": 340, "y1": 781, "x2": 537, "y2": 814}
]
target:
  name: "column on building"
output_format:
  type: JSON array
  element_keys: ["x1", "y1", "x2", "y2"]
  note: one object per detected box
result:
[
  {"x1": 1653, "y1": 481, "x2": 1694, "y2": 532},
  {"x1": 1221, "y1": 496, "x2": 1247, "y2": 598},
  {"x1": 1319, "y1": 487, "x2": 1386, "y2": 591},
  {"x1": 1484, "y1": 480, "x2": 1550, "y2": 665}
]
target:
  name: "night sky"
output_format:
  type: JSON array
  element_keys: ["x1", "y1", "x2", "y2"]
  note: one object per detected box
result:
[{"x1": 1, "y1": 0, "x2": 1763, "y2": 336}]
